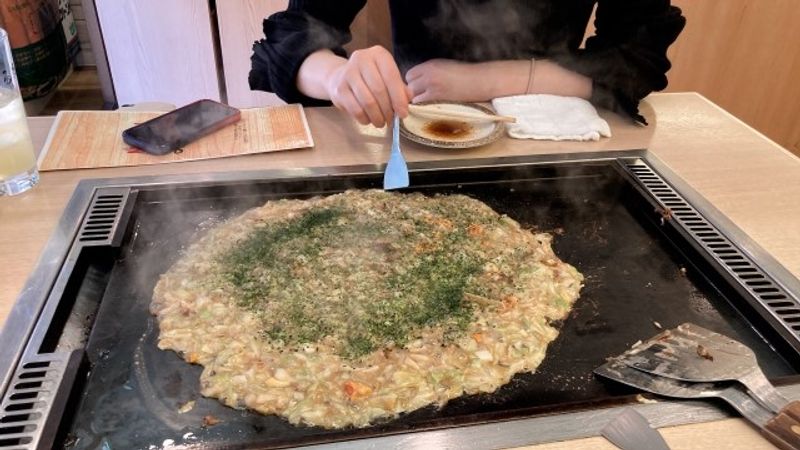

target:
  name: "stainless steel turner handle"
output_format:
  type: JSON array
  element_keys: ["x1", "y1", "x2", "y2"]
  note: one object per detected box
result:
[
  {"x1": 719, "y1": 385, "x2": 800, "y2": 450},
  {"x1": 740, "y1": 369, "x2": 792, "y2": 414},
  {"x1": 718, "y1": 385, "x2": 776, "y2": 426}
]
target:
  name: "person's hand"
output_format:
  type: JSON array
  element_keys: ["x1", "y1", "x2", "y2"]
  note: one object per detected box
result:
[
  {"x1": 406, "y1": 59, "x2": 489, "y2": 103},
  {"x1": 325, "y1": 46, "x2": 412, "y2": 128}
]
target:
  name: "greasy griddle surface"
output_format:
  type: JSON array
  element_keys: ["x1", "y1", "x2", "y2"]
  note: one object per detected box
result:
[{"x1": 64, "y1": 162, "x2": 798, "y2": 449}]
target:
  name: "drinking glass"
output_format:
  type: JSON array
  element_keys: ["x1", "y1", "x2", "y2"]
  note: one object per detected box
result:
[{"x1": 0, "y1": 27, "x2": 39, "y2": 196}]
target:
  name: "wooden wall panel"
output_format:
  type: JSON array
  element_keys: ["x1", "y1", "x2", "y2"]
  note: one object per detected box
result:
[
  {"x1": 95, "y1": 0, "x2": 220, "y2": 106},
  {"x1": 217, "y1": 0, "x2": 287, "y2": 108},
  {"x1": 70, "y1": 0, "x2": 94, "y2": 66},
  {"x1": 346, "y1": 0, "x2": 392, "y2": 53},
  {"x1": 664, "y1": 0, "x2": 800, "y2": 154},
  {"x1": 81, "y1": 0, "x2": 115, "y2": 103}
]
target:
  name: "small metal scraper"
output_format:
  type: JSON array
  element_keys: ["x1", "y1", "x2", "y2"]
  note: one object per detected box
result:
[{"x1": 601, "y1": 407, "x2": 670, "y2": 450}]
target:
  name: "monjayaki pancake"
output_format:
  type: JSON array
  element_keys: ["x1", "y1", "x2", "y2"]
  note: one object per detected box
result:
[{"x1": 151, "y1": 190, "x2": 584, "y2": 428}]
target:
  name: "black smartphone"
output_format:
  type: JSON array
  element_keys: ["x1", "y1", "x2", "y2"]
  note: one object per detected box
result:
[{"x1": 122, "y1": 99, "x2": 241, "y2": 155}]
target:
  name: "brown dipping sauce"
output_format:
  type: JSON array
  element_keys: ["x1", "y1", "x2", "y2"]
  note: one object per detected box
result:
[{"x1": 423, "y1": 120, "x2": 473, "y2": 139}]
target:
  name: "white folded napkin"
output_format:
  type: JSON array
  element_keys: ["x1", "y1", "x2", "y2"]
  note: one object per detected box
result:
[{"x1": 491, "y1": 94, "x2": 611, "y2": 141}]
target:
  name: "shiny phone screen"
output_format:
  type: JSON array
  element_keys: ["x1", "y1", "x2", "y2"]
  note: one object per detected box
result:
[{"x1": 122, "y1": 100, "x2": 240, "y2": 155}]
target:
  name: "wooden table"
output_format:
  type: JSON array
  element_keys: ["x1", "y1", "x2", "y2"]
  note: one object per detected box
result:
[{"x1": 2, "y1": 93, "x2": 798, "y2": 449}]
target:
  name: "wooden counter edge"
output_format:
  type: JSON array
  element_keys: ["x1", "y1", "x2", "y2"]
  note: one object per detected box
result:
[{"x1": 6, "y1": 93, "x2": 796, "y2": 450}]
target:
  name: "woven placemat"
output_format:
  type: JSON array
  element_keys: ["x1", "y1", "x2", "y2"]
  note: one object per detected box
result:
[{"x1": 38, "y1": 104, "x2": 313, "y2": 171}]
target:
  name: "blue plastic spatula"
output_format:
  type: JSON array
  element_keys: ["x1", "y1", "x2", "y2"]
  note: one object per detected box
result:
[{"x1": 383, "y1": 116, "x2": 409, "y2": 190}]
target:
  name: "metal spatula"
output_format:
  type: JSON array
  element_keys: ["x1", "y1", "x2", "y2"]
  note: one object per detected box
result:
[
  {"x1": 595, "y1": 358, "x2": 800, "y2": 449},
  {"x1": 619, "y1": 323, "x2": 797, "y2": 417},
  {"x1": 601, "y1": 407, "x2": 670, "y2": 450},
  {"x1": 383, "y1": 116, "x2": 409, "y2": 190}
]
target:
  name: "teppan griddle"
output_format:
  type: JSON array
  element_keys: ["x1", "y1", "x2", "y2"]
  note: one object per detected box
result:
[{"x1": 3, "y1": 151, "x2": 800, "y2": 449}]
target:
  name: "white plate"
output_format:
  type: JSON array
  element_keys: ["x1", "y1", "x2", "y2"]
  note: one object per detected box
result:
[{"x1": 400, "y1": 102, "x2": 505, "y2": 149}]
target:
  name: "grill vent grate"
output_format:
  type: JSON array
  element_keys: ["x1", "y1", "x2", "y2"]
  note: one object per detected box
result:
[
  {"x1": 626, "y1": 161, "x2": 800, "y2": 335},
  {"x1": 77, "y1": 190, "x2": 129, "y2": 245},
  {"x1": 0, "y1": 361, "x2": 54, "y2": 449}
]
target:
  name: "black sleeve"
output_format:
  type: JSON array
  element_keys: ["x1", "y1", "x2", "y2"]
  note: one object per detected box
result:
[
  {"x1": 553, "y1": 0, "x2": 685, "y2": 124},
  {"x1": 249, "y1": 0, "x2": 367, "y2": 105}
]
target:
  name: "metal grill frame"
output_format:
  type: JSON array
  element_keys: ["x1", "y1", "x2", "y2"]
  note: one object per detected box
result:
[
  {"x1": 2, "y1": 150, "x2": 799, "y2": 449},
  {"x1": 623, "y1": 160, "x2": 800, "y2": 349}
]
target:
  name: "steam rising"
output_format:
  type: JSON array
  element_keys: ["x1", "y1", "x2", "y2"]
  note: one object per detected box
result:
[{"x1": 422, "y1": 0, "x2": 548, "y2": 62}]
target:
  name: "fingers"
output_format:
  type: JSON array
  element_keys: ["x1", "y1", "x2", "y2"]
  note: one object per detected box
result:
[
  {"x1": 407, "y1": 75, "x2": 434, "y2": 104},
  {"x1": 358, "y1": 61, "x2": 394, "y2": 126},
  {"x1": 412, "y1": 90, "x2": 434, "y2": 104},
  {"x1": 330, "y1": 46, "x2": 411, "y2": 127},
  {"x1": 405, "y1": 63, "x2": 425, "y2": 83},
  {"x1": 406, "y1": 59, "x2": 471, "y2": 103},
  {"x1": 329, "y1": 83, "x2": 370, "y2": 125},
  {"x1": 372, "y1": 50, "x2": 410, "y2": 118},
  {"x1": 348, "y1": 74, "x2": 386, "y2": 128},
  {"x1": 405, "y1": 60, "x2": 436, "y2": 104},
  {"x1": 327, "y1": 61, "x2": 369, "y2": 125}
]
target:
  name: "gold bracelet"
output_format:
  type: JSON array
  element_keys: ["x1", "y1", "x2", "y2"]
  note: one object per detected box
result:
[{"x1": 526, "y1": 58, "x2": 537, "y2": 94}]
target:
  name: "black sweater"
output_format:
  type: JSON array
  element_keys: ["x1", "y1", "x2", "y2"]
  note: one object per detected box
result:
[{"x1": 249, "y1": 0, "x2": 685, "y2": 123}]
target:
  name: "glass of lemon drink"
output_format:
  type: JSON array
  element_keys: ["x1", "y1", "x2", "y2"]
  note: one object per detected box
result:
[{"x1": 0, "y1": 27, "x2": 39, "y2": 196}]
